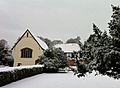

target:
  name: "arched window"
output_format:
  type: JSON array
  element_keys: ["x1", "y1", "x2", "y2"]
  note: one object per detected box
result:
[{"x1": 21, "y1": 48, "x2": 33, "y2": 58}]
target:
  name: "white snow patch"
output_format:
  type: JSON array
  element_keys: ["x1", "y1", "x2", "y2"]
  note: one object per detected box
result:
[{"x1": 2, "y1": 72, "x2": 120, "y2": 88}]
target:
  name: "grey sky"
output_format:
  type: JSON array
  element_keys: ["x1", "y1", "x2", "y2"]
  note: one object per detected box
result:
[{"x1": 0, "y1": 0, "x2": 120, "y2": 47}]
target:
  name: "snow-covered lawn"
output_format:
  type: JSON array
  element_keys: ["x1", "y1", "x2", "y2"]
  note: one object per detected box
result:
[{"x1": 2, "y1": 72, "x2": 120, "y2": 88}]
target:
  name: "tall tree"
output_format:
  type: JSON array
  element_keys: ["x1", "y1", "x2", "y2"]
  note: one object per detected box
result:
[
  {"x1": 106, "y1": 5, "x2": 120, "y2": 78},
  {"x1": 0, "y1": 39, "x2": 14, "y2": 66},
  {"x1": 76, "y1": 23, "x2": 114, "y2": 78},
  {"x1": 76, "y1": 5, "x2": 120, "y2": 79}
]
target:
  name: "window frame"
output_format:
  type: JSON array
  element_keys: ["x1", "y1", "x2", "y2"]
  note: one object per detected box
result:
[{"x1": 21, "y1": 48, "x2": 33, "y2": 58}]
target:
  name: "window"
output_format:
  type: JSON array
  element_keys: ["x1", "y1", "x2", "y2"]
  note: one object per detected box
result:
[{"x1": 21, "y1": 48, "x2": 33, "y2": 58}]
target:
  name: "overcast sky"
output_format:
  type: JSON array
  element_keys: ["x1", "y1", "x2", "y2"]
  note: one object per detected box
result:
[{"x1": 0, "y1": 0, "x2": 120, "y2": 47}]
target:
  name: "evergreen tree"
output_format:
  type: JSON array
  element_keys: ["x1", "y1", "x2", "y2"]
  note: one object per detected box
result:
[
  {"x1": 77, "y1": 24, "x2": 113, "y2": 78},
  {"x1": 77, "y1": 5, "x2": 120, "y2": 79},
  {"x1": 105, "y1": 5, "x2": 120, "y2": 78},
  {"x1": 0, "y1": 39, "x2": 14, "y2": 67},
  {"x1": 108, "y1": 5, "x2": 120, "y2": 48}
]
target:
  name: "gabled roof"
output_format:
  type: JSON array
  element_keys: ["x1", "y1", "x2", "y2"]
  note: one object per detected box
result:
[
  {"x1": 54, "y1": 43, "x2": 81, "y2": 53},
  {"x1": 11, "y1": 29, "x2": 48, "y2": 50}
]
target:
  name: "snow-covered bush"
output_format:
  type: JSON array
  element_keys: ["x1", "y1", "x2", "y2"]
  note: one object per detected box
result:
[
  {"x1": 36, "y1": 48, "x2": 68, "y2": 72},
  {"x1": 0, "y1": 65, "x2": 43, "y2": 87},
  {"x1": 76, "y1": 24, "x2": 112, "y2": 77}
]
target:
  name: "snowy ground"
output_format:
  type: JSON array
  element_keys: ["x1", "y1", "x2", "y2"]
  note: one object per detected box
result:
[{"x1": 1, "y1": 71, "x2": 120, "y2": 88}]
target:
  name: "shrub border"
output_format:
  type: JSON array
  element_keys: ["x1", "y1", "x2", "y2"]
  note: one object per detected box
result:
[{"x1": 0, "y1": 65, "x2": 43, "y2": 87}]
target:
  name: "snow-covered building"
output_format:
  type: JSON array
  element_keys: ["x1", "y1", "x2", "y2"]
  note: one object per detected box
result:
[
  {"x1": 11, "y1": 29, "x2": 48, "y2": 66},
  {"x1": 54, "y1": 43, "x2": 81, "y2": 66}
]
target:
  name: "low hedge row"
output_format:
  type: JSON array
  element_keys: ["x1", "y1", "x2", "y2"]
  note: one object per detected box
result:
[{"x1": 0, "y1": 65, "x2": 43, "y2": 87}]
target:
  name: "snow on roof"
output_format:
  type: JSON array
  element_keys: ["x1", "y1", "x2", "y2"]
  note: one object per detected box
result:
[
  {"x1": 34, "y1": 36, "x2": 48, "y2": 50},
  {"x1": 29, "y1": 30, "x2": 48, "y2": 50},
  {"x1": 54, "y1": 43, "x2": 81, "y2": 52}
]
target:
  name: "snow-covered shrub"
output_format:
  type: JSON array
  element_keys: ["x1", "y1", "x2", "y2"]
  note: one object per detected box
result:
[
  {"x1": 36, "y1": 48, "x2": 68, "y2": 72},
  {"x1": 0, "y1": 65, "x2": 43, "y2": 87}
]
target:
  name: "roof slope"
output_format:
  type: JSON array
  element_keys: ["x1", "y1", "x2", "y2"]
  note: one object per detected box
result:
[
  {"x1": 54, "y1": 43, "x2": 81, "y2": 52},
  {"x1": 32, "y1": 33, "x2": 48, "y2": 50},
  {"x1": 11, "y1": 29, "x2": 48, "y2": 50}
]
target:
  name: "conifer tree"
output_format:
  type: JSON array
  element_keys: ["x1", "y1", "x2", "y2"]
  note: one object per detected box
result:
[{"x1": 76, "y1": 5, "x2": 120, "y2": 79}]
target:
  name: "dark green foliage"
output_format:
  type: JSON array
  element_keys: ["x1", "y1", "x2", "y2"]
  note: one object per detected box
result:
[
  {"x1": 108, "y1": 5, "x2": 120, "y2": 48},
  {"x1": 77, "y1": 24, "x2": 114, "y2": 78},
  {"x1": 108, "y1": 5, "x2": 120, "y2": 39},
  {"x1": 37, "y1": 48, "x2": 68, "y2": 72},
  {"x1": 0, "y1": 66, "x2": 43, "y2": 87},
  {"x1": 52, "y1": 40, "x2": 63, "y2": 46},
  {"x1": 106, "y1": 5, "x2": 120, "y2": 78},
  {"x1": 66, "y1": 36, "x2": 80, "y2": 43},
  {"x1": 77, "y1": 5, "x2": 120, "y2": 79},
  {"x1": 0, "y1": 39, "x2": 14, "y2": 67}
]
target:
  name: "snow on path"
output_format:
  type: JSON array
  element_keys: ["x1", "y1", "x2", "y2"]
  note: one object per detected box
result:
[{"x1": 1, "y1": 72, "x2": 120, "y2": 88}]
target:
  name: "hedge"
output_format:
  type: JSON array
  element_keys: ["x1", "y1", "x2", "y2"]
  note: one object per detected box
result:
[{"x1": 0, "y1": 65, "x2": 43, "y2": 87}]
